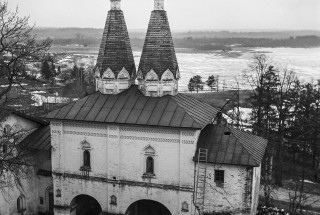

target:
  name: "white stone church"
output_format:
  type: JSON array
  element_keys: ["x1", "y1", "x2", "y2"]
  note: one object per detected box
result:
[{"x1": 0, "y1": 0, "x2": 267, "y2": 215}]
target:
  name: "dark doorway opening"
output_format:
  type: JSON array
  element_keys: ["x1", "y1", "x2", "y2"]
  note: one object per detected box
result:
[
  {"x1": 125, "y1": 200, "x2": 171, "y2": 215},
  {"x1": 70, "y1": 194, "x2": 102, "y2": 215}
]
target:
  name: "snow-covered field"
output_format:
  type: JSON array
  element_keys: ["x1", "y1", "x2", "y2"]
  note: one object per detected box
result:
[{"x1": 133, "y1": 47, "x2": 320, "y2": 91}]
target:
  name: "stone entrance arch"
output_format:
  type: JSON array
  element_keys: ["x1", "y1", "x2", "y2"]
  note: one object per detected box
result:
[
  {"x1": 70, "y1": 194, "x2": 102, "y2": 215},
  {"x1": 125, "y1": 199, "x2": 171, "y2": 215}
]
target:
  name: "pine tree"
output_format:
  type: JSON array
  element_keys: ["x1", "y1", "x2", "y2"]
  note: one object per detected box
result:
[{"x1": 41, "y1": 60, "x2": 52, "y2": 80}]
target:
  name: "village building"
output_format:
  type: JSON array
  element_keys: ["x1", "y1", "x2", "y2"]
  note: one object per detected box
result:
[{"x1": 0, "y1": 0, "x2": 267, "y2": 215}]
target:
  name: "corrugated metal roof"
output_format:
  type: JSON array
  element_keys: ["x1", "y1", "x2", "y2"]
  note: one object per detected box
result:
[
  {"x1": 45, "y1": 85, "x2": 219, "y2": 129},
  {"x1": 196, "y1": 124, "x2": 268, "y2": 167},
  {"x1": 138, "y1": 10, "x2": 178, "y2": 79},
  {"x1": 21, "y1": 125, "x2": 51, "y2": 150}
]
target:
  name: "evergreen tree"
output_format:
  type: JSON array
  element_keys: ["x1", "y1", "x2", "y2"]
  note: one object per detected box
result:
[
  {"x1": 41, "y1": 60, "x2": 52, "y2": 80},
  {"x1": 72, "y1": 65, "x2": 79, "y2": 78}
]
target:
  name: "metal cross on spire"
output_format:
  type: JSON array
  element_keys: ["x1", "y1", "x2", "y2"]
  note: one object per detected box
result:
[
  {"x1": 154, "y1": 0, "x2": 164, "y2": 10},
  {"x1": 110, "y1": 0, "x2": 121, "y2": 10}
]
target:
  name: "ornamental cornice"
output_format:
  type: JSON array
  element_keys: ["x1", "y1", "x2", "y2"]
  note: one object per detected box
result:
[
  {"x1": 120, "y1": 127, "x2": 179, "y2": 135},
  {"x1": 63, "y1": 130, "x2": 107, "y2": 137},
  {"x1": 120, "y1": 135, "x2": 179, "y2": 143}
]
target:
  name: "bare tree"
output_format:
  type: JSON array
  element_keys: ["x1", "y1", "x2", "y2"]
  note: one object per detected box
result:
[
  {"x1": 0, "y1": 1, "x2": 52, "y2": 108},
  {"x1": 0, "y1": 122, "x2": 35, "y2": 199},
  {"x1": 0, "y1": 1, "x2": 51, "y2": 198}
]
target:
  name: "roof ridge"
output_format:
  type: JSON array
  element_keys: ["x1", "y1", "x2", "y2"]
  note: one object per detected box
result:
[
  {"x1": 172, "y1": 94, "x2": 217, "y2": 127},
  {"x1": 170, "y1": 95, "x2": 202, "y2": 128},
  {"x1": 227, "y1": 125, "x2": 267, "y2": 165}
]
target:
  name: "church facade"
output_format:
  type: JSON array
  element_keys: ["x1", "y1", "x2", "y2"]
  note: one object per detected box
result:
[
  {"x1": 45, "y1": 0, "x2": 267, "y2": 215},
  {"x1": 0, "y1": 0, "x2": 267, "y2": 215}
]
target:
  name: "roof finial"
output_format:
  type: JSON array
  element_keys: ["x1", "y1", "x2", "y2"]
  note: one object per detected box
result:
[
  {"x1": 111, "y1": 0, "x2": 121, "y2": 10},
  {"x1": 154, "y1": 0, "x2": 164, "y2": 10}
]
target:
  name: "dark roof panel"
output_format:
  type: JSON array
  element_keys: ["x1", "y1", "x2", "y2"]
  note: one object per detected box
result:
[
  {"x1": 64, "y1": 97, "x2": 89, "y2": 120},
  {"x1": 74, "y1": 94, "x2": 100, "y2": 121},
  {"x1": 44, "y1": 85, "x2": 219, "y2": 129},
  {"x1": 22, "y1": 125, "x2": 51, "y2": 151},
  {"x1": 196, "y1": 124, "x2": 268, "y2": 167}
]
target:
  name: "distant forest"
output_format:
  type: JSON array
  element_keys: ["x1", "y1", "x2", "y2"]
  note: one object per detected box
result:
[{"x1": 32, "y1": 28, "x2": 320, "y2": 51}]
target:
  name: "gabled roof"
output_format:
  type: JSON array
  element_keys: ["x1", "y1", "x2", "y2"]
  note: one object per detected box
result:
[
  {"x1": 44, "y1": 85, "x2": 218, "y2": 129},
  {"x1": 96, "y1": 9, "x2": 136, "y2": 77},
  {"x1": 1, "y1": 109, "x2": 48, "y2": 126},
  {"x1": 138, "y1": 10, "x2": 178, "y2": 79},
  {"x1": 21, "y1": 125, "x2": 51, "y2": 151},
  {"x1": 196, "y1": 124, "x2": 268, "y2": 167}
]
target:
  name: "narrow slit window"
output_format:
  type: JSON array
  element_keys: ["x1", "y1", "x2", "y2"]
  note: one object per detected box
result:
[
  {"x1": 83, "y1": 150, "x2": 91, "y2": 168},
  {"x1": 146, "y1": 156, "x2": 154, "y2": 174}
]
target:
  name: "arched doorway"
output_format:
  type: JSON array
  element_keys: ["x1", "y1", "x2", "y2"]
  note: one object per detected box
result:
[
  {"x1": 45, "y1": 186, "x2": 54, "y2": 214},
  {"x1": 125, "y1": 200, "x2": 171, "y2": 215},
  {"x1": 70, "y1": 194, "x2": 102, "y2": 215}
]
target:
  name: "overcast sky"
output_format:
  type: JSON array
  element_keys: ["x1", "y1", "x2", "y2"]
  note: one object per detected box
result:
[{"x1": 7, "y1": 0, "x2": 320, "y2": 31}]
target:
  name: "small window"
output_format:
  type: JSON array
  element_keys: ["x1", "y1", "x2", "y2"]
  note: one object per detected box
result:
[
  {"x1": 224, "y1": 131, "x2": 231, "y2": 135},
  {"x1": 83, "y1": 150, "x2": 90, "y2": 168},
  {"x1": 39, "y1": 197, "x2": 44, "y2": 205},
  {"x1": 17, "y1": 194, "x2": 26, "y2": 213},
  {"x1": 146, "y1": 156, "x2": 154, "y2": 174},
  {"x1": 110, "y1": 195, "x2": 117, "y2": 205},
  {"x1": 181, "y1": 201, "x2": 189, "y2": 212},
  {"x1": 215, "y1": 170, "x2": 225, "y2": 183}
]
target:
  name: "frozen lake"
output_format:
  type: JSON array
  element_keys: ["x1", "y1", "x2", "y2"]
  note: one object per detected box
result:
[{"x1": 133, "y1": 47, "x2": 320, "y2": 91}]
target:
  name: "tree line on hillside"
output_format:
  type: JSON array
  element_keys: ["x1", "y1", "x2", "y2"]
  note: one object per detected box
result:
[{"x1": 49, "y1": 35, "x2": 320, "y2": 50}]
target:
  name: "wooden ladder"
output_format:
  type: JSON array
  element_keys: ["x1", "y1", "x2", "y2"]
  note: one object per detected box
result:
[{"x1": 194, "y1": 148, "x2": 208, "y2": 215}]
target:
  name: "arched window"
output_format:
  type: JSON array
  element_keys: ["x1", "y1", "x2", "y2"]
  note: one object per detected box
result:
[
  {"x1": 110, "y1": 195, "x2": 117, "y2": 205},
  {"x1": 83, "y1": 150, "x2": 90, "y2": 168},
  {"x1": 181, "y1": 201, "x2": 189, "y2": 212},
  {"x1": 17, "y1": 194, "x2": 26, "y2": 213},
  {"x1": 146, "y1": 156, "x2": 154, "y2": 174},
  {"x1": 143, "y1": 145, "x2": 156, "y2": 177},
  {"x1": 80, "y1": 140, "x2": 92, "y2": 172}
]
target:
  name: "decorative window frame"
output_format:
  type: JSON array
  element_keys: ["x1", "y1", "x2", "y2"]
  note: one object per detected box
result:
[
  {"x1": 145, "y1": 69, "x2": 159, "y2": 81},
  {"x1": 79, "y1": 140, "x2": 92, "y2": 172},
  {"x1": 102, "y1": 68, "x2": 115, "y2": 80},
  {"x1": 117, "y1": 67, "x2": 130, "y2": 80},
  {"x1": 141, "y1": 145, "x2": 157, "y2": 178},
  {"x1": 17, "y1": 194, "x2": 26, "y2": 213},
  {"x1": 161, "y1": 69, "x2": 174, "y2": 81},
  {"x1": 110, "y1": 195, "x2": 117, "y2": 206},
  {"x1": 181, "y1": 201, "x2": 189, "y2": 212}
]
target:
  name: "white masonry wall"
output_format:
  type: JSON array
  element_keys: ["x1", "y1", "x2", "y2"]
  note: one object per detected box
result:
[
  {"x1": 0, "y1": 113, "x2": 40, "y2": 215},
  {"x1": 50, "y1": 121, "x2": 200, "y2": 215},
  {"x1": 197, "y1": 163, "x2": 260, "y2": 215}
]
